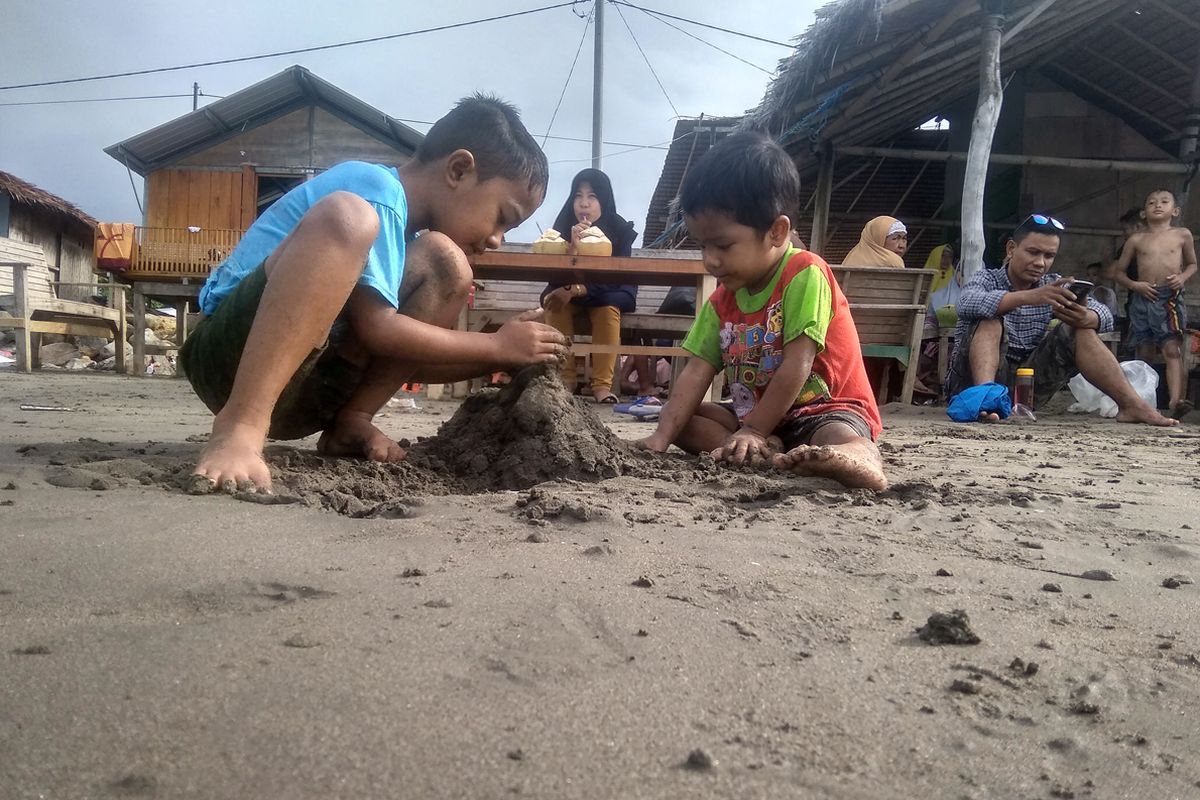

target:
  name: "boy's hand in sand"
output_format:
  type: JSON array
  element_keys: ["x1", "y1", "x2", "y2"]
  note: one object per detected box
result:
[
  {"x1": 494, "y1": 309, "x2": 568, "y2": 366},
  {"x1": 711, "y1": 426, "x2": 772, "y2": 466},
  {"x1": 1130, "y1": 279, "x2": 1159, "y2": 300}
]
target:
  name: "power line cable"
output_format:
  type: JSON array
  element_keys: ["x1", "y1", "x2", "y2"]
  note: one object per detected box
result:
[
  {"x1": 612, "y1": 1, "x2": 679, "y2": 118},
  {"x1": 610, "y1": 1, "x2": 794, "y2": 48},
  {"x1": 541, "y1": 9, "x2": 593, "y2": 147},
  {"x1": 549, "y1": 128, "x2": 693, "y2": 164},
  {"x1": 0, "y1": 3, "x2": 576, "y2": 91},
  {"x1": 0, "y1": 92, "x2": 225, "y2": 107},
  {"x1": 625, "y1": 4, "x2": 774, "y2": 75}
]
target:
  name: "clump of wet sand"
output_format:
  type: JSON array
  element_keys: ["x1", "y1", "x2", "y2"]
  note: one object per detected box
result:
[{"x1": 412, "y1": 363, "x2": 643, "y2": 491}]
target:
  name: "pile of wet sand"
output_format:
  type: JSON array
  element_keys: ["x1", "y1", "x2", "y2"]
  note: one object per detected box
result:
[
  {"x1": 412, "y1": 364, "x2": 643, "y2": 491},
  {"x1": 28, "y1": 365, "x2": 680, "y2": 514}
]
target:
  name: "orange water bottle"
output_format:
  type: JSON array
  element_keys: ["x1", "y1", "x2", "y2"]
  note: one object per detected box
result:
[{"x1": 1013, "y1": 367, "x2": 1035, "y2": 410}]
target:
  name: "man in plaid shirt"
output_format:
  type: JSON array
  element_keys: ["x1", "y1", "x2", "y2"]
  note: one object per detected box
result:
[{"x1": 945, "y1": 215, "x2": 1176, "y2": 426}]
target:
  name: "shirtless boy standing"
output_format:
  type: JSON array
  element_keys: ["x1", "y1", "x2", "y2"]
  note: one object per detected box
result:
[{"x1": 1110, "y1": 189, "x2": 1198, "y2": 418}]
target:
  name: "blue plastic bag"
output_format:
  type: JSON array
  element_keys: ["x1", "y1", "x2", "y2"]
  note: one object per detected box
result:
[{"x1": 946, "y1": 382, "x2": 1012, "y2": 422}]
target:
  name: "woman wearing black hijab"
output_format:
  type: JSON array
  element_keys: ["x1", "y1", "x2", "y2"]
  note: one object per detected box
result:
[{"x1": 542, "y1": 168, "x2": 638, "y2": 403}]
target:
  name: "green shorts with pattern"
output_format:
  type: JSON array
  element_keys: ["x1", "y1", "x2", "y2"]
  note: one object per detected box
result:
[{"x1": 178, "y1": 264, "x2": 364, "y2": 440}]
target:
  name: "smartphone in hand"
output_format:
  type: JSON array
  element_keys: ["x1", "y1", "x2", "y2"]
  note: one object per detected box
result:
[{"x1": 1067, "y1": 280, "x2": 1094, "y2": 305}]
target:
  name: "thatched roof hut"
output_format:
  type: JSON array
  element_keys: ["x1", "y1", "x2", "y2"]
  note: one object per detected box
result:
[
  {"x1": 0, "y1": 171, "x2": 96, "y2": 236},
  {"x1": 0, "y1": 171, "x2": 97, "y2": 297},
  {"x1": 646, "y1": 0, "x2": 1200, "y2": 268}
]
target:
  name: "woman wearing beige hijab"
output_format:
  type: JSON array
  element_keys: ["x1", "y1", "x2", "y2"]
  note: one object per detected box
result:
[{"x1": 844, "y1": 216, "x2": 907, "y2": 267}]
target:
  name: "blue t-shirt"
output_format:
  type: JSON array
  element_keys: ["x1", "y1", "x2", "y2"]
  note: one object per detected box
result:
[{"x1": 199, "y1": 161, "x2": 409, "y2": 315}]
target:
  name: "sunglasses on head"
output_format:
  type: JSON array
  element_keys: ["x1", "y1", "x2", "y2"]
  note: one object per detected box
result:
[{"x1": 1020, "y1": 213, "x2": 1066, "y2": 231}]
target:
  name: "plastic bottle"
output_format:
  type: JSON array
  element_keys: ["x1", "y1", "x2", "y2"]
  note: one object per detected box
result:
[
  {"x1": 1013, "y1": 368, "x2": 1034, "y2": 409},
  {"x1": 1012, "y1": 367, "x2": 1035, "y2": 420}
]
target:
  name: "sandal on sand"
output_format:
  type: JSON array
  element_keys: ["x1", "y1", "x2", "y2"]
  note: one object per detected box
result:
[{"x1": 593, "y1": 390, "x2": 619, "y2": 404}]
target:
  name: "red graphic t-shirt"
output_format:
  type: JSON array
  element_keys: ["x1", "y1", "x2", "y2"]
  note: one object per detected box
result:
[{"x1": 683, "y1": 248, "x2": 882, "y2": 440}]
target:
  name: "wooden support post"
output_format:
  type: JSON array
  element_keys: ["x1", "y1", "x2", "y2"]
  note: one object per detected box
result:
[
  {"x1": 132, "y1": 284, "x2": 146, "y2": 377},
  {"x1": 1180, "y1": 47, "x2": 1200, "y2": 162},
  {"x1": 810, "y1": 145, "x2": 835, "y2": 256},
  {"x1": 961, "y1": 9, "x2": 1005, "y2": 282},
  {"x1": 13, "y1": 262, "x2": 32, "y2": 373},
  {"x1": 114, "y1": 286, "x2": 129, "y2": 375},
  {"x1": 1181, "y1": 51, "x2": 1200, "y2": 210}
]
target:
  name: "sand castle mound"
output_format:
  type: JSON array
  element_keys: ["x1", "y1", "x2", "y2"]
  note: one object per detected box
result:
[{"x1": 414, "y1": 364, "x2": 638, "y2": 491}]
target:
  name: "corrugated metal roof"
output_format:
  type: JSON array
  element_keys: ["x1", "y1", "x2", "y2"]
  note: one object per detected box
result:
[{"x1": 105, "y1": 65, "x2": 424, "y2": 175}]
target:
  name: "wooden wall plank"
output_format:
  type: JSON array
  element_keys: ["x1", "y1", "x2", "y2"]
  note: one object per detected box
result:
[
  {"x1": 166, "y1": 169, "x2": 190, "y2": 228},
  {"x1": 207, "y1": 171, "x2": 232, "y2": 230},
  {"x1": 187, "y1": 170, "x2": 211, "y2": 227},
  {"x1": 227, "y1": 171, "x2": 243, "y2": 229},
  {"x1": 145, "y1": 171, "x2": 171, "y2": 228},
  {"x1": 239, "y1": 165, "x2": 257, "y2": 230}
]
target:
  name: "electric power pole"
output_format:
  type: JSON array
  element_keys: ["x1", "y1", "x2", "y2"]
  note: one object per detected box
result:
[
  {"x1": 591, "y1": 0, "x2": 604, "y2": 169},
  {"x1": 192, "y1": 82, "x2": 200, "y2": 111}
]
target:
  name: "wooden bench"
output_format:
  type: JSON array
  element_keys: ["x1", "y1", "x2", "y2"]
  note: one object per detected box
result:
[
  {"x1": 467, "y1": 263, "x2": 932, "y2": 405},
  {"x1": 830, "y1": 265, "x2": 931, "y2": 405},
  {"x1": 465, "y1": 279, "x2": 695, "y2": 394},
  {"x1": 0, "y1": 237, "x2": 129, "y2": 374}
]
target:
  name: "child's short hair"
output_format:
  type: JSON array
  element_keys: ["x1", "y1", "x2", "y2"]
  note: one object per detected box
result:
[
  {"x1": 1145, "y1": 188, "x2": 1179, "y2": 205},
  {"x1": 679, "y1": 131, "x2": 800, "y2": 234},
  {"x1": 416, "y1": 94, "x2": 548, "y2": 193}
]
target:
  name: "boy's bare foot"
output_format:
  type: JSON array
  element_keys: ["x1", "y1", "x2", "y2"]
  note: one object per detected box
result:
[
  {"x1": 318, "y1": 411, "x2": 406, "y2": 462},
  {"x1": 1115, "y1": 406, "x2": 1179, "y2": 427},
  {"x1": 978, "y1": 411, "x2": 1001, "y2": 423},
  {"x1": 772, "y1": 441, "x2": 888, "y2": 491},
  {"x1": 1169, "y1": 399, "x2": 1193, "y2": 420},
  {"x1": 193, "y1": 418, "x2": 273, "y2": 492}
]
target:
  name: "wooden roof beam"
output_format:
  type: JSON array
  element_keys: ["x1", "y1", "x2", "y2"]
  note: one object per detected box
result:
[
  {"x1": 1047, "y1": 63, "x2": 1181, "y2": 136},
  {"x1": 1145, "y1": 0, "x2": 1200, "y2": 35},
  {"x1": 1108, "y1": 23, "x2": 1191, "y2": 75},
  {"x1": 1080, "y1": 46, "x2": 1190, "y2": 110},
  {"x1": 835, "y1": 145, "x2": 1193, "y2": 173},
  {"x1": 1001, "y1": 0, "x2": 1061, "y2": 45}
]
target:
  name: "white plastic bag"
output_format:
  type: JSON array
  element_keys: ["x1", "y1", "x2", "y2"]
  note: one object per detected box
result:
[{"x1": 1068, "y1": 360, "x2": 1158, "y2": 418}]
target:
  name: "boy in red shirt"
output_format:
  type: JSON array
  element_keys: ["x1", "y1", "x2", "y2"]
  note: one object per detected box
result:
[{"x1": 636, "y1": 132, "x2": 885, "y2": 490}]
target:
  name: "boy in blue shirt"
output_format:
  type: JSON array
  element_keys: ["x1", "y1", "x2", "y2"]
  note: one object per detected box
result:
[{"x1": 180, "y1": 95, "x2": 566, "y2": 492}]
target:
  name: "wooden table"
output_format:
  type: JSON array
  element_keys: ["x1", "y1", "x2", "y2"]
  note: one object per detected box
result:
[
  {"x1": 131, "y1": 280, "x2": 202, "y2": 376},
  {"x1": 466, "y1": 248, "x2": 717, "y2": 398}
]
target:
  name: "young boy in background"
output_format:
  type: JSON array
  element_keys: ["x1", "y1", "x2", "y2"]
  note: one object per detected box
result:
[
  {"x1": 181, "y1": 95, "x2": 567, "y2": 491},
  {"x1": 635, "y1": 132, "x2": 885, "y2": 490},
  {"x1": 1109, "y1": 189, "x2": 1198, "y2": 417}
]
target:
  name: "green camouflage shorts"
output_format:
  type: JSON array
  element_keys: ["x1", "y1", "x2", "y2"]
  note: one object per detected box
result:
[
  {"x1": 946, "y1": 320, "x2": 1076, "y2": 409},
  {"x1": 179, "y1": 264, "x2": 364, "y2": 440}
]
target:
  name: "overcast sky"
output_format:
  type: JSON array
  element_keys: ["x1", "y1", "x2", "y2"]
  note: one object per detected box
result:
[{"x1": 0, "y1": 1, "x2": 820, "y2": 245}]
